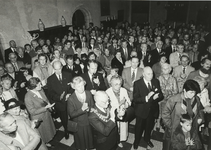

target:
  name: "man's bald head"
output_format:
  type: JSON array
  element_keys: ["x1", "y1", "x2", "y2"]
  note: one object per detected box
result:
[
  {"x1": 53, "y1": 61, "x2": 62, "y2": 75},
  {"x1": 143, "y1": 66, "x2": 153, "y2": 81},
  {"x1": 94, "y1": 91, "x2": 109, "y2": 109}
]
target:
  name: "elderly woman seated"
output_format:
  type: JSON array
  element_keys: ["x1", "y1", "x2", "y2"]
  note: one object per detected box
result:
[{"x1": 106, "y1": 75, "x2": 131, "y2": 148}]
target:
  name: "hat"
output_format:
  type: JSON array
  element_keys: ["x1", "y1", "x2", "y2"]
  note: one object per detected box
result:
[{"x1": 4, "y1": 98, "x2": 21, "y2": 111}]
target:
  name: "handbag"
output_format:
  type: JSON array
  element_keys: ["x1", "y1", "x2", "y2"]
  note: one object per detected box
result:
[
  {"x1": 67, "y1": 120, "x2": 78, "y2": 132},
  {"x1": 123, "y1": 106, "x2": 135, "y2": 123}
]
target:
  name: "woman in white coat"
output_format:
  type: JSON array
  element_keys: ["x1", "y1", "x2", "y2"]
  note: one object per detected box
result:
[{"x1": 106, "y1": 75, "x2": 131, "y2": 148}]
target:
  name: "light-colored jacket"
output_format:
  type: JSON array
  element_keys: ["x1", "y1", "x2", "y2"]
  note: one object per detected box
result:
[{"x1": 122, "y1": 67, "x2": 143, "y2": 99}]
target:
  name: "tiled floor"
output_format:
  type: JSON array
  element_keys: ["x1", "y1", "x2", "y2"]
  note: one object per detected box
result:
[{"x1": 49, "y1": 119, "x2": 208, "y2": 150}]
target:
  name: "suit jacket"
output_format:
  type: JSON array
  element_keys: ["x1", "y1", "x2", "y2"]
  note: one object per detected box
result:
[
  {"x1": 149, "y1": 48, "x2": 165, "y2": 66},
  {"x1": 137, "y1": 51, "x2": 151, "y2": 67},
  {"x1": 122, "y1": 67, "x2": 143, "y2": 99},
  {"x1": 4, "y1": 72, "x2": 26, "y2": 88},
  {"x1": 0, "y1": 119, "x2": 45, "y2": 150},
  {"x1": 62, "y1": 64, "x2": 82, "y2": 77},
  {"x1": 187, "y1": 51, "x2": 199, "y2": 63},
  {"x1": 11, "y1": 61, "x2": 25, "y2": 71},
  {"x1": 4, "y1": 48, "x2": 18, "y2": 62},
  {"x1": 108, "y1": 45, "x2": 118, "y2": 56},
  {"x1": 17, "y1": 52, "x2": 31, "y2": 65},
  {"x1": 88, "y1": 106, "x2": 118, "y2": 150},
  {"x1": 4, "y1": 72, "x2": 27, "y2": 101},
  {"x1": 173, "y1": 65, "x2": 195, "y2": 92},
  {"x1": 81, "y1": 72, "x2": 106, "y2": 91},
  {"x1": 164, "y1": 45, "x2": 175, "y2": 62},
  {"x1": 119, "y1": 47, "x2": 132, "y2": 61},
  {"x1": 191, "y1": 40, "x2": 206, "y2": 52},
  {"x1": 47, "y1": 72, "x2": 74, "y2": 111},
  {"x1": 133, "y1": 78, "x2": 164, "y2": 119},
  {"x1": 111, "y1": 56, "x2": 125, "y2": 76}
]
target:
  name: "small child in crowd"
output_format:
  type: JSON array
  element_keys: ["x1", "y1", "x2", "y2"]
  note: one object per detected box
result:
[{"x1": 171, "y1": 114, "x2": 202, "y2": 150}]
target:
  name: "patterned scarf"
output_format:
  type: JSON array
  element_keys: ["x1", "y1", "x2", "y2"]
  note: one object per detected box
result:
[{"x1": 181, "y1": 98, "x2": 197, "y2": 118}]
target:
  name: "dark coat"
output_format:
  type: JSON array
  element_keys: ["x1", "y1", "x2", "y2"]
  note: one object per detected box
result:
[
  {"x1": 171, "y1": 125, "x2": 202, "y2": 150},
  {"x1": 81, "y1": 72, "x2": 106, "y2": 91},
  {"x1": 88, "y1": 106, "x2": 118, "y2": 150},
  {"x1": 111, "y1": 56, "x2": 125, "y2": 76},
  {"x1": 47, "y1": 72, "x2": 74, "y2": 111},
  {"x1": 133, "y1": 78, "x2": 164, "y2": 119},
  {"x1": 62, "y1": 64, "x2": 82, "y2": 77}
]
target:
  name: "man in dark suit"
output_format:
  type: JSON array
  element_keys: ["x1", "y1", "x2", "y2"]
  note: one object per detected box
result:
[
  {"x1": 133, "y1": 66, "x2": 164, "y2": 150},
  {"x1": 137, "y1": 43, "x2": 151, "y2": 67},
  {"x1": 164, "y1": 37, "x2": 178, "y2": 63},
  {"x1": 128, "y1": 35, "x2": 136, "y2": 51},
  {"x1": 4, "y1": 62, "x2": 27, "y2": 102},
  {"x1": 191, "y1": 33, "x2": 206, "y2": 53},
  {"x1": 8, "y1": 53, "x2": 25, "y2": 72},
  {"x1": 119, "y1": 40, "x2": 132, "y2": 61},
  {"x1": 62, "y1": 55, "x2": 82, "y2": 77},
  {"x1": 4, "y1": 40, "x2": 18, "y2": 63},
  {"x1": 47, "y1": 61, "x2": 74, "y2": 139},
  {"x1": 81, "y1": 60, "x2": 106, "y2": 94},
  {"x1": 88, "y1": 91, "x2": 126, "y2": 150},
  {"x1": 149, "y1": 40, "x2": 165, "y2": 67}
]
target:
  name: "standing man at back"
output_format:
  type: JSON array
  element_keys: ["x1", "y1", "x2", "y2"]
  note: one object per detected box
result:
[
  {"x1": 132, "y1": 67, "x2": 164, "y2": 150},
  {"x1": 47, "y1": 61, "x2": 74, "y2": 139},
  {"x1": 4, "y1": 40, "x2": 18, "y2": 63},
  {"x1": 122, "y1": 57, "x2": 143, "y2": 99}
]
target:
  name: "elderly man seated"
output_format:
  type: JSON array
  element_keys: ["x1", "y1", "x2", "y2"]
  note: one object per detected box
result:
[
  {"x1": 0, "y1": 112, "x2": 43, "y2": 150},
  {"x1": 88, "y1": 91, "x2": 126, "y2": 150}
]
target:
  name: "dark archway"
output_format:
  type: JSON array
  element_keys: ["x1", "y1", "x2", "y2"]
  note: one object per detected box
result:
[{"x1": 72, "y1": 9, "x2": 85, "y2": 29}]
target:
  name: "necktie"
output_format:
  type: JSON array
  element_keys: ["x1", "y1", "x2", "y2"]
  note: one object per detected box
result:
[
  {"x1": 193, "y1": 52, "x2": 195, "y2": 62},
  {"x1": 124, "y1": 48, "x2": 128, "y2": 60},
  {"x1": 58, "y1": 74, "x2": 62, "y2": 83},
  {"x1": 131, "y1": 70, "x2": 135, "y2": 81},
  {"x1": 179, "y1": 54, "x2": 182, "y2": 59},
  {"x1": 13, "y1": 63, "x2": 18, "y2": 71},
  {"x1": 158, "y1": 49, "x2": 160, "y2": 53},
  {"x1": 187, "y1": 99, "x2": 193, "y2": 117},
  {"x1": 91, "y1": 75, "x2": 95, "y2": 88},
  {"x1": 183, "y1": 67, "x2": 186, "y2": 74},
  {"x1": 148, "y1": 82, "x2": 152, "y2": 91},
  {"x1": 173, "y1": 46, "x2": 176, "y2": 52}
]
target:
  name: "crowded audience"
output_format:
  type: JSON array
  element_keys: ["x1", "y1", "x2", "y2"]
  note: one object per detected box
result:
[{"x1": 0, "y1": 19, "x2": 211, "y2": 150}]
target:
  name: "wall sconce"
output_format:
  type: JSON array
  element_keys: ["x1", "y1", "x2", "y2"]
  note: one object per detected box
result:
[
  {"x1": 61, "y1": 16, "x2": 66, "y2": 27},
  {"x1": 38, "y1": 19, "x2": 45, "y2": 31}
]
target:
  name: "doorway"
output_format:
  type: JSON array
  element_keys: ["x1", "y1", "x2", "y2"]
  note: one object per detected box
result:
[{"x1": 72, "y1": 10, "x2": 85, "y2": 29}]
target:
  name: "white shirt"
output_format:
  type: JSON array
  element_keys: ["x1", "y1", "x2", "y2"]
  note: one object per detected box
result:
[
  {"x1": 143, "y1": 78, "x2": 152, "y2": 102},
  {"x1": 131, "y1": 67, "x2": 137, "y2": 80},
  {"x1": 56, "y1": 73, "x2": 62, "y2": 81},
  {"x1": 14, "y1": 132, "x2": 25, "y2": 146},
  {"x1": 88, "y1": 72, "x2": 93, "y2": 81},
  {"x1": 8, "y1": 72, "x2": 15, "y2": 79}
]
